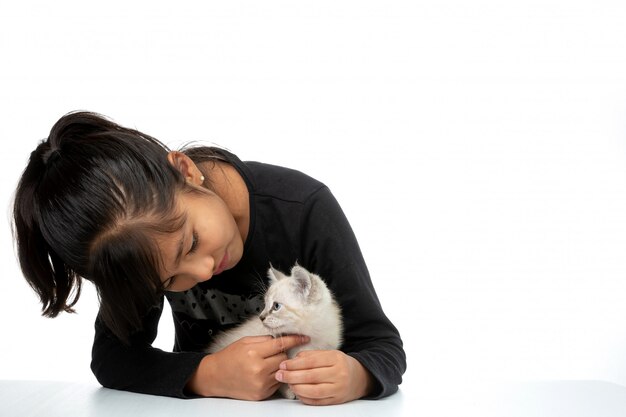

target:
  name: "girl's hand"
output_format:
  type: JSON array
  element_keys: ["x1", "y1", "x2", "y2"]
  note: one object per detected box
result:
[
  {"x1": 275, "y1": 350, "x2": 375, "y2": 405},
  {"x1": 187, "y1": 335, "x2": 309, "y2": 400}
]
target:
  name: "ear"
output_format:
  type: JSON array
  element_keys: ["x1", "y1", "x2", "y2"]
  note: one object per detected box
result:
[
  {"x1": 291, "y1": 266, "x2": 312, "y2": 299},
  {"x1": 267, "y1": 266, "x2": 284, "y2": 285},
  {"x1": 167, "y1": 151, "x2": 205, "y2": 186}
]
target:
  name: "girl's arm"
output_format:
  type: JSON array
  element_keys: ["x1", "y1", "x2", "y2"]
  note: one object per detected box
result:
[
  {"x1": 287, "y1": 186, "x2": 406, "y2": 402},
  {"x1": 91, "y1": 300, "x2": 206, "y2": 398},
  {"x1": 92, "y1": 299, "x2": 309, "y2": 399}
]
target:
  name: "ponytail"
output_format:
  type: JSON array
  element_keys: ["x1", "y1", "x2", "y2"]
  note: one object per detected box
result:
[
  {"x1": 12, "y1": 111, "x2": 191, "y2": 343},
  {"x1": 13, "y1": 140, "x2": 81, "y2": 317}
]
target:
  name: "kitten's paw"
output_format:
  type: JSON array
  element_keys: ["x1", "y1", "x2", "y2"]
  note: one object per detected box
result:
[{"x1": 279, "y1": 384, "x2": 297, "y2": 400}]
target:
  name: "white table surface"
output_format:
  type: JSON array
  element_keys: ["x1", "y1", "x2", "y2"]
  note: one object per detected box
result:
[
  {"x1": 0, "y1": 380, "x2": 405, "y2": 417},
  {"x1": 2, "y1": 379, "x2": 626, "y2": 417}
]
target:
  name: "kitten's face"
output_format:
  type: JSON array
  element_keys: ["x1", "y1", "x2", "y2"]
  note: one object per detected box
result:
[{"x1": 259, "y1": 266, "x2": 313, "y2": 334}]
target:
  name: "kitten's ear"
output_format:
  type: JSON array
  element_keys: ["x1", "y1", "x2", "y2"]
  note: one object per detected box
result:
[
  {"x1": 291, "y1": 266, "x2": 312, "y2": 299},
  {"x1": 268, "y1": 266, "x2": 284, "y2": 284}
]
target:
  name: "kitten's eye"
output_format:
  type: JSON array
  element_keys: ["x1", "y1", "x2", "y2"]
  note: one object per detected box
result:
[{"x1": 272, "y1": 302, "x2": 282, "y2": 311}]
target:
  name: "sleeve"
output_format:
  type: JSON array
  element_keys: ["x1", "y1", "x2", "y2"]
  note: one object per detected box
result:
[
  {"x1": 90, "y1": 298, "x2": 207, "y2": 398},
  {"x1": 299, "y1": 186, "x2": 406, "y2": 399}
]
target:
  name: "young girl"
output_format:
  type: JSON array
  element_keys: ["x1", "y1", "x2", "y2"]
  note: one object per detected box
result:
[{"x1": 12, "y1": 111, "x2": 405, "y2": 405}]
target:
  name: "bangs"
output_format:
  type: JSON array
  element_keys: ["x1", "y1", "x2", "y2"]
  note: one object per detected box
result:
[{"x1": 87, "y1": 207, "x2": 187, "y2": 343}]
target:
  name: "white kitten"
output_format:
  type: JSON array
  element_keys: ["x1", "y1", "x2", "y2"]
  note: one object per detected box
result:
[{"x1": 206, "y1": 265, "x2": 343, "y2": 399}]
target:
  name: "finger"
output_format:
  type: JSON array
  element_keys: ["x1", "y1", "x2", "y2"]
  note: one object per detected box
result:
[
  {"x1": 276, "y1": 367, "x2": 333, "y2": 385},
  {"x1": 240, "y1": 335, "x2": 274, "y2": 344},
  {"x1": 263, "y1": 352, "x2": 288, "y2": 374},
  {"x1": 280, "y1": 351, "x2": 335, "y2": 371},
  {"x1": 266, "y1": 379, "x2": 282, "y2": 394},
  {"x1": 257, "y1": 335, "x2": 310, "y2": 358},
  {"x1": 299, "y1": 395, "x2": 340, "y2": 406},
  {"x1": 259, "y1": 369, "x2": 284, "y2": 395},
  {"x1": 290, "y1": 382, "x2": 336, "y2": 401},
  {"x1": 294, "y1": 349, "x2": 318, "y2": 357}
]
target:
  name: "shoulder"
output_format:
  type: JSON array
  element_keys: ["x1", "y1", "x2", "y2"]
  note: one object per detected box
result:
[
  {"x1": 209, "y1": 147, "x2": 328, "y2": 205},
  {"x1": 244, "y1": 160, "x2": 326, "y2": 204}
]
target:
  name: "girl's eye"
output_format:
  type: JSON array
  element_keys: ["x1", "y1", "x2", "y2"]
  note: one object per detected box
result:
[
  {"x1": 189, "y1": 231, "x2": 199, "y2": 254},
  {"x1": 272, "y1": 302, "x2": 282, "y2": 311}
]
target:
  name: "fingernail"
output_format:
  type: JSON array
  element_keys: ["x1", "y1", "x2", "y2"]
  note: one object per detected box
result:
[
  {"x1": 279, "y1": 361, "x2": 287, "y2": 370},
  {"x1": 276, "y1": 371, "x2": 283, "y2": 382}
]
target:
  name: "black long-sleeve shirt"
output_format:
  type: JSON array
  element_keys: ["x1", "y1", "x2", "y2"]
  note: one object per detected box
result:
[{"x1": 91, "y1": 149, "x2": 406, "y2": 399}]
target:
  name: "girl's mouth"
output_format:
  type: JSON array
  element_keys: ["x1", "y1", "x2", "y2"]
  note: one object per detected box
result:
[{"x1": 214, "y1": 251, "x2": 229, "y2": 275}]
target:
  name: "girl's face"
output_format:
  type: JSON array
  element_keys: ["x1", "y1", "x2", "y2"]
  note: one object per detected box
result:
[{"x1": 157, "y1": 189, "x2": 244, "y2": 292}]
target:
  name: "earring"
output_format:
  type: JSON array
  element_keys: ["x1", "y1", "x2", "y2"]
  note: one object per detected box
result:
[{"x1": 200, "y1": 175, "x2": 205, "y2": 182}]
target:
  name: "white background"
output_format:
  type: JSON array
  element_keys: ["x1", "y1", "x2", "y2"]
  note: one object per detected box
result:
[{"x1": 2, "y1": 0, "x2": 626, "y2": 400}]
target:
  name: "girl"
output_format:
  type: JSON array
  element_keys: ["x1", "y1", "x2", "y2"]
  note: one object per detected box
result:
[{"x1": 12, "y1": 111, "x2": 405, "y2": 405}]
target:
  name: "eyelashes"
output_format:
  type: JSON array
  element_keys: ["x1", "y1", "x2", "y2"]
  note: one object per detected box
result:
[
  {"x1": 164, "y1": 231, "x2": 199, "y2": 290},
  {"x1": 167, "y1": 231, "x2": 198, "y2": 288},
  {"x1": 163, "y1": 276, "x2": 176, "y2": 290},
  {"x1": 189, "y1": 231, "x2": 199, "y2": 254}
]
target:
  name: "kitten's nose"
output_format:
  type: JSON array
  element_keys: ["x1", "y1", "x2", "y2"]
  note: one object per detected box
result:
[{"x1": 259, "y1": 314, "x2": 266, "y2": 321}]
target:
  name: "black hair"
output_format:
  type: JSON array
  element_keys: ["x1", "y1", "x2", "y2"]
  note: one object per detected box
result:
[{"x1": 12, "y1": 111, "x2": 212, "y2": 343}]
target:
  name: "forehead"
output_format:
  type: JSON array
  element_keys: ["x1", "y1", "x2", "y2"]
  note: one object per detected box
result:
[{"x1": 267, "y1": 279, "x2": 295, "y2": 298}]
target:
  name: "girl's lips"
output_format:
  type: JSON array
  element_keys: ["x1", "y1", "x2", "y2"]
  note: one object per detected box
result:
[{"x1": 214, "y1": 252, "x2": 229, "y2": 275}]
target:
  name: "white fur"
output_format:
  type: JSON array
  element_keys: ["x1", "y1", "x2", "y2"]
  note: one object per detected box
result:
[{"x1": 206, "y1": 265, "x2": 343, "y2": 399}]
